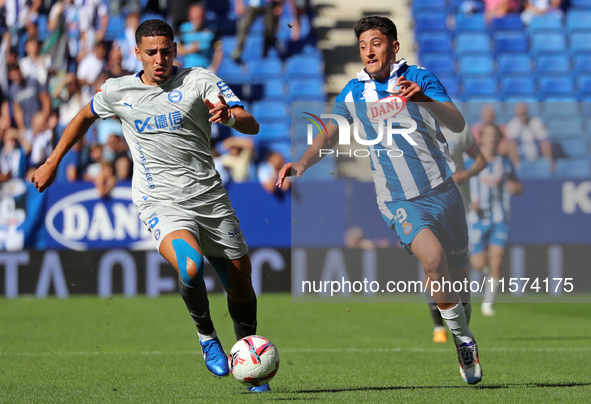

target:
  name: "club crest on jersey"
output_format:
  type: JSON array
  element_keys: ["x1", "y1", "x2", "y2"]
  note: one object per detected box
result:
[
  {"x1": 168, "y1": 90, "x2": 182, "y2": 103},
  {"x1": 366, "y1": 95, "x2": 406, "y2": 123}
]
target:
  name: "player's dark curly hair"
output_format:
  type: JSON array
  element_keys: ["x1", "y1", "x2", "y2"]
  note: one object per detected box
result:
[
  {"x1": 354, "y1": 16, "x2": 397, "y2": 41},
  {"x1": 135, "y1": 19, "x2": 174, "y2": 44}
]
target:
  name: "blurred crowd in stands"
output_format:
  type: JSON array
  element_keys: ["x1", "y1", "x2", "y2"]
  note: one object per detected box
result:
[{"x1": 0, "y1": 0, "x2": 313, "y2": 196}]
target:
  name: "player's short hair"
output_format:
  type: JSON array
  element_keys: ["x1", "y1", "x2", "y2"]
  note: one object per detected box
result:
[
  {"x1": 354, "y1": 16, "x2": 397, "y2": 41},
  {"x1": 135, "y1": 19, "x2": 174, "y2": 45}
]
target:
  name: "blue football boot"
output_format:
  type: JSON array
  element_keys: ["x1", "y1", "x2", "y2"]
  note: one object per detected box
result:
[
  {"x1": 248, "y1": 383, "x2": 271, "y2": 393},
  {"x1": 199, "y1": 337, "x2": 229, "y2": 377}
]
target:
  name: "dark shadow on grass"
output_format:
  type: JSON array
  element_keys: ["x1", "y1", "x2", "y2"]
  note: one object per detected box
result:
[
  {"x1": 282, "y1": 381, "x2": 591, "y2": 394},
  {"x1": 503, "y1": 336, "x2": 591, "y2": 342}
]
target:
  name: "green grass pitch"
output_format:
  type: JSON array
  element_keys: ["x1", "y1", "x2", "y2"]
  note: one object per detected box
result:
[{"x1": 1, "y1": 294, "x2": 590, "y2": 403}]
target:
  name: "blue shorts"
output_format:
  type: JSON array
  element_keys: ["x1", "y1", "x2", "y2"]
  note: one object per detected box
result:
[
  {"x1": 469, "y1": 219, "x2": 510, "y2": 254},
  {"x1": 383, "y1": 180, "x2": 469, "y2": 268}
]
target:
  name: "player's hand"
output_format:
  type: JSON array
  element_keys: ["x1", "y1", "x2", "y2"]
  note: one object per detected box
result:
[
  {"x1": 31, "y1": 161, "x2": 58, "y2": 193},
  {"x1": 395, "y1": 76, "x2": 429, "y2": 102},
  {"x1": 276, "y1": 162, "x2": 306, "y2": 188},
  {"x1": 204, "y1": 94, "x2": 232, "y2": 124},
  {"x1": 452, "y1": 170, "x2": 470, "y2": 184}
]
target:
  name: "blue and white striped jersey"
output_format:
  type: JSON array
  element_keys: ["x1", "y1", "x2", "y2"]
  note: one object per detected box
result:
[
  {"x1": 331, "y1": 60, "x2": 456, "y2": 215},
  {"x1": 467, "y1": 155, "x2": 516, "y2": 224}
]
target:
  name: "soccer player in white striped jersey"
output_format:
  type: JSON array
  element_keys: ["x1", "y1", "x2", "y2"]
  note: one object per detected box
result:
[
  {"x1": 467, "y1": 123, "x2": 523, "y2": 316},
  {"x1": 32, "y1": 19, "x2": 271, "y2": 392},
  {"x1": 277, "y1": 16, "x2": 482, "y2": 384}
]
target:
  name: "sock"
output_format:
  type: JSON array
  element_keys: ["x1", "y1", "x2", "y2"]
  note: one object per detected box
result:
[
  {"x1": 177, "y1": 277, "x2": 215, "y2": 340},
  {"x1": 483, "y1": 277, "x2": 500, "y2": 306},
  {"x1": 463, "y1": 301, "x2": 472, "y2": 325},
  {"x1": 227, "y1": 294, "x2": 257, "y2": 340},
  {"x1": 439, "y1": 300, "x2": 475, "y2": 345},
  {"x1": 425, "y1": 290, "x2": 445, "y2": 329}
]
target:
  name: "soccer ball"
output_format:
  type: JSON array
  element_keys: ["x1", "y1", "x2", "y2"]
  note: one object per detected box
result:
[{"x1": 228, "y1": 335, "x2": 280, "y2": 386}]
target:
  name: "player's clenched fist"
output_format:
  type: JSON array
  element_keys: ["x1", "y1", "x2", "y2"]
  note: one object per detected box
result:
[{"x1": 32, "y1": 160, "x2": 58, "y2": 193}]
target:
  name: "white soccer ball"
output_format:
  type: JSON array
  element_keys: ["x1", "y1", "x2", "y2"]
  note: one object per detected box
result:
[{"x1": 228, "y1": 335, "x2": 280, "y2": 386}]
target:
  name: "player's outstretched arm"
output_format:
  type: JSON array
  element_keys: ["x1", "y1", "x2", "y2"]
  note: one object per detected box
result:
[
  {"x1": 32, "y1": 103, "x2": 98, "y2": 192},
  {"x1": 205, "y1": 94, "x2": 259, "y2": 135},
  {"x1": 276, "y1": 120, "x2": 339, "y2": 188}
]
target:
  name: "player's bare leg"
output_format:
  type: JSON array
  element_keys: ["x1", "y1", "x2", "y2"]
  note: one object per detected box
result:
[
  {"x1": 159, "y1": 230, "x2": 229, "y2": 377},
  {"x1": 411, "y1": 228, "x2": 482, "y2": 384}
]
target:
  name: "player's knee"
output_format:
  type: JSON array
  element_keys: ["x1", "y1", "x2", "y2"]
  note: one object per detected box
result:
[
  {"x1": 172, "y1": 239, "x2": 204, "y2": 287},
  {"x1": 183, "y1": 257, "x2": 204, "y2": 287},
  {"x1": 421, "y1": 252, "x2": 445, "y2": 275}
]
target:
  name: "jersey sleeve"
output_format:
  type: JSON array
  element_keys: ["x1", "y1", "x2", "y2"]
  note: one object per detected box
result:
[
  {"x1": 198, "y1": 70, "x2": 243, "y2": 108},
  {"x1": 91, "y1": 80, "x2": 117, "y2": 119},
  {"x1": 414, "y1": 68, "x2": 452, "y2": 103},
  {"x1": 331, "y1": 82, "x2": 354, "y2": 125}
]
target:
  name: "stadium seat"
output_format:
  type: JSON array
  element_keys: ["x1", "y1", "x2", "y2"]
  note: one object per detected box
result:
[
  {"x1": 566, "y1": 11, "x2": 591, "y2": 32},
  {"x1": 263, "y1": 79, "x2": 285, "y2": 100},
  {"x1": 285, "y1": 55, "x2": 323, "y2": 78},
  {"x1": 497, "y1": 53, "x2": 532, "y2": 74},
  {"x1": 555, "y1": 158, "x2": 591, "y2": 179},
  {"x1": 574, "y1": 54, "x2": 591, "y2": 73},
  {"x1": 216, "y1": 59, "x2": 247, "y2": 83},
  {"x1": 459, "y1": 55, "x2": 494, "y2": 75},
  {"x1": 252, "y1": 101, "x2": 288, "y2": 122},
  {"x1": 490, "y1": 15, "x2": 524, "y2": 31},
  {"x1": 539, "y1": 75, "x2": 575, "y2": 95},
  {"x1": 247, "y1": 58, "x2": 283, "y2": 82},
  {"x1": 104, "y1": 15, "x2": 125, "y2": 42},
  {"x1": 579, "y1": 74, "x2": 591, "y2": 96},
  {"x1": 547, "y1": 118, "x2": 584, "y2": 139},
  {"x1": 454, "y1": 13, "x2": 486, "y2": 31},
  {"x1": 494, "y1": 31, "x2": 528, "y2": 53},
  {"x1": 412, "y1": 0, "x2": 447, "y2": 13},
  {"x1": 517, "y1": 159, "x2": 553, "y2": 179},
  {"x1": 242, "y1": 35, "x2": 265, "y2": 60},
  {"x1": 462, "y1": 77, "x2": 497, "y2": 96},
  {"x1": 528, "y1": 13, "x2": 564, "y2": 33},
  {"x1": 420, "y1": 54, "x2": 456, "y2": 74},
  {"x1": 256, "y1": 122, "x2": 290, "y2": 142},
  {"x1": 415, "y1": 13, "x2": 449, "y2": 32},
  {"x1": 417, "y1": 33, "x2": 453, "y2": 53},
  {"x1": 437, "y1": 75, "x2": 460, "y2": 97},
  {"x1": 287, "y1": 78, "x2": 325, "y2": 101},
  {"x1": 570, "y1": 0, "x2": 591, "y2": 9},
  {"x1": 536, "y1": 54, "x2": 571, "y2": 74},
  {"x1": 570, "y1": 32, "x2": 591, "y2": 55},
  {"x1": 556, "y1": 139, "x2": 589, "y2": 158},
  {"x1": 455, "y1": 33, "x2": 492, "y2": 55},
  {"x1": 531, "y1": 32, "x2": 566, "y2": 55},
  {"x1": 501, "y1": 77, "x2": 536, "y2": 95},
  {"x1": 503, "y1": 95, "x2": 540, "y2": 102}
]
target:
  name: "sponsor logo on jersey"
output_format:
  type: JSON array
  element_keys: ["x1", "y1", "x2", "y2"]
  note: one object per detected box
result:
[
  {"x1": 366, "y1": 95, "x2": 407, "y2": 123},
  {"x1": 216, "y1": 80, "x2": 236, "y2": 98},
  {"x1": 124, "y1": 101, "x2": 134, "y2": 110},
  {"x1": 168, "y1": 90, "x2": 182, "y2": 103},
  {"x1": 228, "y1": 226, "x2": 243, "y2": 238},
  {"x1": 451, "y1": 246, "x2": 469, "y2": 255},
  {"x1": 134, "y1": 111, "x2": 184, "y2": 133}
]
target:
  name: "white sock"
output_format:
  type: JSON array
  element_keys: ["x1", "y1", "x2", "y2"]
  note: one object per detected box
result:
[
  {"x1": 483, "y1": 277, "x2": 500, "y2": 306},
  {"x1": 464, "y1": 301, "x2": 472, "y2": 325},
  {"x1": 198, "y1": 329, "x2": 217, "y2": 342},
  {"x1": 439, "y1": 301, "x2": 474, "y2": 345}
]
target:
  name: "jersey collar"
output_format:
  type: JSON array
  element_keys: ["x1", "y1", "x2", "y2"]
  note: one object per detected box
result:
[{"x1": 357, "y1": 59, "x2": 407, "y2": 82}]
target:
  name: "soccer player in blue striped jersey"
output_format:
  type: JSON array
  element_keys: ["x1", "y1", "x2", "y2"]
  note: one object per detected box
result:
[
  {"x1": 277, "y1": 16, "x2": 483, "y2": 384},
  {"x1": 467, "y1": 123, "x2": 523, "y2": 316}
]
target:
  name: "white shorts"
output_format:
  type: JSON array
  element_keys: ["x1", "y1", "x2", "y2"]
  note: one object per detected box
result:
[{"x1": 138, "y1": 201, "x2": 248, "y2": 260}]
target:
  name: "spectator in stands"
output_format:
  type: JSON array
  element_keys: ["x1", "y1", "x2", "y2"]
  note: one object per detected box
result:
[
  {"x1": 3, "y1": 0, "x2": 41, "y2": 51},
  {"x1": 7, "y1": 62, "x2": 51, "y2": 131},
  {"x1": 20, "y1": 37, "x2": 52, "y2": 86},
  {"x1": 484, "y1": 0, "x2": 521, "y2": 22},
  {"x1": 76, "y1": 0, "x2": 109, "y2": 61},
  {"x1": 211, "y1": 147, "x2": 231, "y2": 185},
  {"x1": 470, "y1": 104, "x2": 508, "y2": 155},
  {"x1": 505, "y1": 103, "x2": 552, "y2": 168},
  {"x1": 83, "y1": 143, "x2": 105, "y2": 181},
  {"x1": 0, "y1": 129, "x2": 27, "y2": 182},
  {"x1": 258, "y1": 150, "x2": 289, "y2": 194},
  {"x1": 113, "y1": 12, "x2": 143, "y2": 74},
  {"x1": 25, "y1": 112, "x2": 54, "y2": 170},
  {"x1": 48, "y1": 0, "x2": 84, "y2": 67},
  {"x1": 94, "y1": 151, "x2": 133, "y2": 197},
  {"x1": 77, "y1": 40, "x2": 108, "y2": 88},
  {"x1": 177, "y1": 2, "x2": 223, "y2": 73},
  {"x1": 219, "y1": 136, "x2": 254, "y2": 183},
  {"x1": 106, "y1": 46, "x2": 132, "y2": 79},
  {"x1": 104, "y1": 133, "x2": 130, "y2": 164},
  {"x1": 55, "y1": 140, "x2": 83, "y2": 182},
  {"x1": 521, "y1": 0, "x2": 562, "y2": 25},
  {"x1": 232, "y1": 0, "x2": 300, "y2": 62},
  {"x1": 52, "y1": 73, "x2": 93, "y2": 141}
]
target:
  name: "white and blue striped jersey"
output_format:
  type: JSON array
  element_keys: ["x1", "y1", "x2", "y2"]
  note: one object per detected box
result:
[
  {"x1": 467, "y1": 155, "x2": 516, "y2": 224},
  {"x1": 332, "y1": 60, "x2": 456, "y2": 213}
]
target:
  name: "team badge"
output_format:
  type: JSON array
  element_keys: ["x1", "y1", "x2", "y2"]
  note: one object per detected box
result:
[{"x1": 169, "y1": 90, "x2": 182, "y2": 103}]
